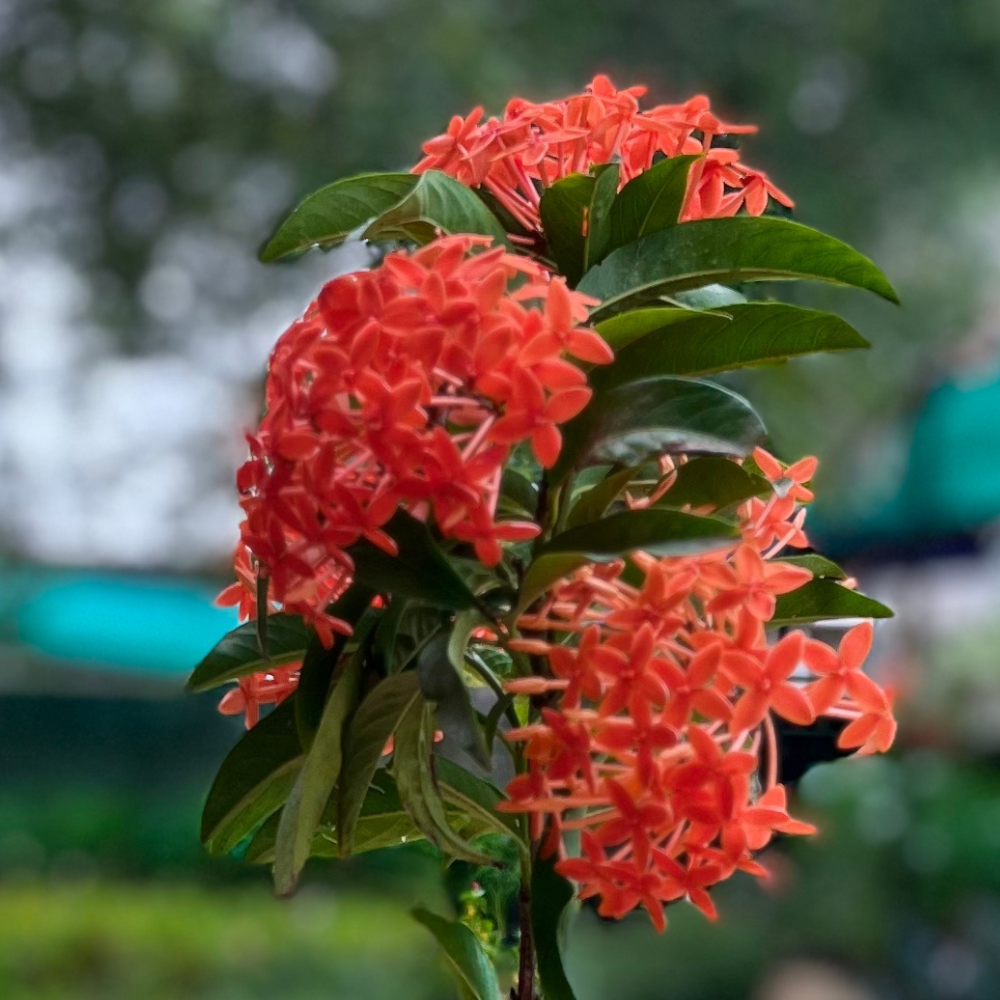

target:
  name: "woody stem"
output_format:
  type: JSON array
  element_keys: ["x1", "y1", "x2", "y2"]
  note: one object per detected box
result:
[{"x1": 516, "y1": 877, "x2": 536, "y2": 1000}]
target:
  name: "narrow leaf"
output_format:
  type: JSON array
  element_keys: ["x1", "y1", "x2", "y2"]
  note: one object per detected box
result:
[
  {"x1": 187, "y1": 614, "x2": 310, "y2": 693},
  {"x1": 436, "y1": 757, "x2": 524, "y2": 842},
  {"x1": 583, "y1": 163, "x2": 619, "y2": 269},
  {"x1": 338, "y1": 671, "x2": 422, "y2": 857},
  {"x1": 596, "y1": 307, "x2": 729, "y2": 354},
  {"x1": 349, "y1": 510, "x2": 477, "y2": 610},
  {"x1": 260, "y1": 172, "x2": 418, "y2": 262},
  {"x1": 392, "y1": 698, "x2": 496, "y2": 865},
  {"x1": 412, "y1": 908, "x2": 502, "y2": 1000},
  {"x1": 771, "y1": 579, "x2": 893, "y2": 627},
  {"x1": 273, "y1": 628, "x2": 369, "y2": 895},
  {"x1": 566, "y1": 465, "x2": 640, "y2": 528},
  {"x1": 577, "y1": 217, "x2": 899, "y2": 321},
  {"x1": 777, "y1": 553, "x2": 847, "y2": 580}
]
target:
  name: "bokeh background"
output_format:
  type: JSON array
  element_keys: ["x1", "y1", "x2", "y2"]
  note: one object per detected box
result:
[{"x1": 3, "y1": 1, "x2": 1000, "y2": 998}]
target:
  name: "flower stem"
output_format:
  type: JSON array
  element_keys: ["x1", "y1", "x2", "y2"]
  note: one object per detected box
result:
[{"x1": 516, "y1": 878, "x2": 536, "y2": 1000}]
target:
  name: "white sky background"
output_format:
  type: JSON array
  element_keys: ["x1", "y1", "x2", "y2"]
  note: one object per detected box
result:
[{"x1": 0, "y1": 0, "x2": 370, "y2": 570}]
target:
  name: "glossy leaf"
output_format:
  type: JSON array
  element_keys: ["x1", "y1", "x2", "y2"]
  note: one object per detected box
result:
[
  {"x1": 674, "y1": 284, "x2": 748, "y2": 310},
  {"x1": 294, "y1": 585, "x2": 375, "y2": 746},
  {"x1": 517, "y1": 509, "x2": 735, "y2": 613},
  {"x1": 778, "y1": 553, "x2": 847, "y2": 580},
  {"x1": 655, "y1": 456, "x2": 770, "y2": 511},
  {"x1": 771, "y1": 579, "x2": 893, "y2": 627},
  {"x1": 337, "y1": 671, "x2": 422, "y2": 857},
  {"x1": 606, "y1": 154, "x2": 698, "y2": 252},
  {"x1": 363, "y1": 170, "x2": 508, "y2": 247},
  {"x1": 566, "y1": 465, "x2": 639, "y2": 528},
  {"x1": 392, "y1": 697, "x2": 497, "y2": 864},
  {"x1": 273, "y1": 628, "x2": 369, "y2": 895},
  {"x1": 551, "y1": 376, "x2": 767, "y2": 482},
  {"x1": 540, "y1": 174, "x2": 594, "y2": 286},
  {"x1": 419, "y1": 631, "x2": 491, "y2": 769},
  {"x1": 595, "y1": 307, "x2": 728, "y2": 354},
  {"x1": 349, "y1": 510, "x2": 477, "y2": 610},
  {"x1": 412, "y1": 907, "x2": 502, "y2": 1000},
  {"x1": 532, "y1": 855, "x2": 579, "y2": 1000},
  {"x1": 200, "y1": 698, "x2": 302, "y2": 855},
  {"x1": 499, "y1": 469, "x2": 539, "y2": 519},
  {"x1": 591, "y1": 303, "x2": 869, "y2": 386},
  {"x1": 577, "y1": 217, "x2": 899, "y2": 321},
  {"x1": 260, "y1": 172, "x2": 418, "y2": 262},
  {"x1": 584, "y1": 163, "x2": 619, "y2": 269},
  {"x1": 187, "y1": 614, "x2": 310, "y2": 694}
]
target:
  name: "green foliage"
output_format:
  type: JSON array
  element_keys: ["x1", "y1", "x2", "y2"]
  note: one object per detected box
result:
[
  {"x1": 771, "y1": 579, "x2": 893, "y2": 626},
  {"x1": 413, "y1": 907, "x2": 503, "y2": 1000},
  {"x1": 577, "y1": 217, "x2": 899, "y2": 320},
  {"x1": 656, "y1": 456, "x2": 770, "y2": 511},
  {"x1": 531, "y1": 856, "x2": 579, "y2": 1000},
  {"x1": 606, "y1": 155, "x2": 698, "y2": 253}
]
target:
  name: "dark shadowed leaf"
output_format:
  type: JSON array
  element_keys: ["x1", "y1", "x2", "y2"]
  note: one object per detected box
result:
[
  {"x1": 654, "y1": 456, "x2": 770, "y2": 511},
  {"x1": 577, "y1": 217, "x2": 899, "y2": 320},
  {"x1": 273, "y1": 626, "x2": 371, "y2": 895},
  {"x1": 605, "y1": 154, "x2": 698, "y2": 252},
  {"x1": 517, "y1": 509, "x2": 736, "y2": 613},
  {"x1": 294, "y1": 585, "x2": 376, "y2": 747},
  {"x1": 348, "y1": 510, "x2": 477, "y2": 610},
  {"x1": 259, "y1": 172, "x2": 418, "y2": 262},
  {"x1": 412, "y1": 907, "x2": 502, "y2": 1000},
  {"x1": 532, "y1": 855, "x2": 579, "y2": 1000},
  {"x1": 363, "y1": 170, "x2": 509, "y2": 247},
  {"x1": 591, "y1": 303, "x2": 869, "y2": 385},
  {"x1": 187, "y1": 614, "x2": 310, "y2": 693},
  {"x1": 337, "y1": 671, "x2": 422, "y2": 857},
  {"x1": 566, "y1": 465, "x2": 640, "y2": 528},
  {"x1": 551, "y1": 376, "x2": 767, "y2": 482},
  {"x1": 200, "y1": 698, "x2": 302, "y2": 855},
  {"x1": 771, "y1": 579, "x2": 893, "y2": 626},
  {"x1": 392, "y1": 697, "x2": 497, "y2": 864},
  {"x1": 436, "y1": 757, "x2": 524, "y2": 842},
  {"x1": 540, "y1": 173, "x2": 594, "y2": 286}
]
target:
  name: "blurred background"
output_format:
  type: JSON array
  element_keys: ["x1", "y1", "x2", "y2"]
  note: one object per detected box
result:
[{"x1": 3, "y1": 1, "x2": 1000, "y2": 997}]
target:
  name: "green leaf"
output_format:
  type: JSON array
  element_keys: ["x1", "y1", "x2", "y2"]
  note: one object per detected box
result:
[
  {"x1": 363, "y1": 170, "x2": 509, "y2": 247},
  {"x1": 338, "y1": 671, "x2": 422, "y2": 857},
  {"x1": 606, "y1": 154, "x2": 698, "y2": 253},
  {"x1": 584, "y1": 163, "x2": 619, "y2": 269},
  {"x1": 349, "y1": 510, "x2": 477, "y2": 610},
  {"x1": 259, "y1": 172, "x2": 418, "y2": 262},
  {"x1": 392, "y1": 698, "x2": 496, "y2": 865},
  {"x1": 591, "y1": 303, "x2": 869, "y2": 386},
  {"x1": 551, "y1": 376, "x2": 767, "y2": 483},
  {"x1": 187, "y1": 614, "x2": 310, "y2": 694},
  {"x1": 532, "y1": 855, "x2": 579, "y2": 1000},
  {"x1": 436, "y1": 757, "x2": 524, "y2": 842},
  {"x1": 294, "y1": 585, "x2": 376, "y2": 747},
  {"x1": 499, "y1": 469, "x2": 539, "y2": 518},
  {"x1": 200, "y1": 698, "x2": 302, "y2": 854},
  {"x1": 595, "y1": 307, "x2": 729, "y2": 353},
  {"x1": 517, "y1": 509, "x2": 736, "y2": 613},
  {"x1": 777, "y1": 553, "x2": 847, "y2": 580},
  {"x1": 771, "y1": 579, "x2": 893, "y2": 627},
  {"x1": 412, "y1": 908, "x2": 502, "y2": 1000},
  {"x1": 655, "y1": 456, "x2": 770, "y2": 511},
  {"x1": 418, "y1": 631, "x2": 492, "y2": 769},
  {"x1": 273, "y1": 627, "x2": 370, "y2": 895},
  {"x1": 565, "y1": 464, "x2": 640, "y2": 528},
  {"x1": 674, "y1": 284, "x2": 748, "y2": 310},
  {"x1": 577, "y1": 217, "x2": 899, "y2": 321},
  {"x1": 540, "y1": 174, "x2": 594, "y2": 286}
]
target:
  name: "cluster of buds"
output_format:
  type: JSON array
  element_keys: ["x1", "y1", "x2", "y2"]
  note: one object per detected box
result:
[
  {"x1": 220, "y1": 234, "x2": 609, "y2": 650},
  {"x1": 414, "y1": 74, "x2": 792, "y2": 234},
  {"x1": 498, "y1": 450, "x2": 896, "y2": 931}
]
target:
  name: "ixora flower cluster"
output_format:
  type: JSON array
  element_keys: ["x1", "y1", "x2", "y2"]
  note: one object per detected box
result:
[
  {"x1": 415, "y1": 74, "x2": 792, "y2": 232},
  {"x1": 500, "y1": 450, "x2": 896, "y2": 931},
  {"x1": 196, "y1": 74, "x2": 900, "y2": 962}
]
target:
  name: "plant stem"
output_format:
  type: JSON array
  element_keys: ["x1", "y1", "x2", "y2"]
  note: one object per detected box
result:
[{"x1": 516, "y1": 878, "x2": 536, "y2": 1000}]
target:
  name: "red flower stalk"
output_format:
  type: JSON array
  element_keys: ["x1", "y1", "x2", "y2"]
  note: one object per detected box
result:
[
  {"x1": 501, "y1": 449, "x2": 895, "y2": 931},
  {"x1": 414, "y1": 75, "x2": 792, "y2": 234}
]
